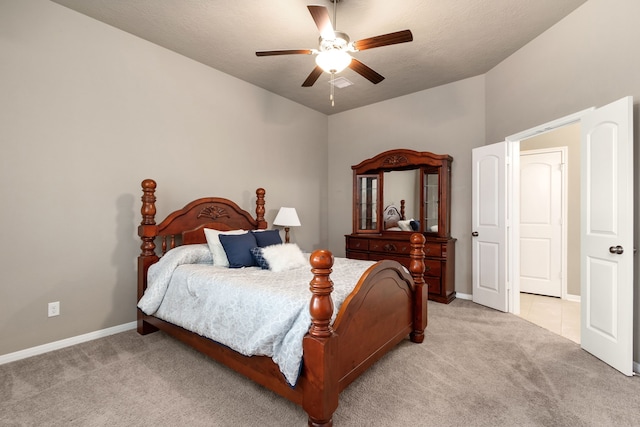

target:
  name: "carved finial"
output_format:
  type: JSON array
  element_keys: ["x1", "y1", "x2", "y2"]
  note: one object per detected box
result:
[
  {"x1": 256, "y1": 188, "x2": 267, "y2": 229},
  {"x1": 409, "y1": 232, "x2": 426, "y2": 278},
  {"x1": 140, "y1": 179, "x2": 156, "y2": 226},
  {"x1": 139, "y1": 179, "x2": 157, "y2": 256},
  {"x1": 308, "y1": 249, "x2": 334, "y2": 338}
]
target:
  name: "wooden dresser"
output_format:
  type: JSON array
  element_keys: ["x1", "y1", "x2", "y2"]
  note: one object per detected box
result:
[
  {"x1": 345, "y1": 149, "x2": 456, "y2": 303},
  {"x1": 346, "y1": 234, "x2": 455, "y2": 303}
]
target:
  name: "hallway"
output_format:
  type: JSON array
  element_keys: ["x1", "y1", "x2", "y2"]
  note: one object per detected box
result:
[{"x1": 519, "y1": 293, "x2": 580, "y2": 344}]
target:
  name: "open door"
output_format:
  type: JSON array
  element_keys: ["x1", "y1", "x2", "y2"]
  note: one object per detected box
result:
[
  {"x1": 580, "y1": 96, "x2": 634, "y2": 376},
  {"x1": 472, "y1": 142, "x2": 508, "y2": 312}
]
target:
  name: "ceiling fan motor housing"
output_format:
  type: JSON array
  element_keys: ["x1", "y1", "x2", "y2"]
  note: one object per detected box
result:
[{"x1": 319, "y1": 31, "x2": 351, "y2": 52}]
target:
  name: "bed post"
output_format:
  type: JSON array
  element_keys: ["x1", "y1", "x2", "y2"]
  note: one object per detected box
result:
[
  {"x1": 255, "y1": 187, "x2": 267, "y2": 229},
  {"x1": 303, "y1": 249, "x2": 338, "y2": 427},
  {"x1": 409, "y1": 232, "x2": 427, "y2": 343},
  {"x1": 137, "y1": 179, "x2": 159, "y2": 335}
]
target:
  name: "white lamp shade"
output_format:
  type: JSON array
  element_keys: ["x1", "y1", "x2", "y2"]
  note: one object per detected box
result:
[
  {"x1": 273, "y1": 207, "x2": 301, "y2": 227},
  {"x1": 315, "y1": 50, "x2": 352, "y2": 74}
]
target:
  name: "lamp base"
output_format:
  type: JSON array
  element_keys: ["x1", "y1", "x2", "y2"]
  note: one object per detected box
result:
[{"x1": 284, "y1": 227, "x2": 290, "y2": 243}]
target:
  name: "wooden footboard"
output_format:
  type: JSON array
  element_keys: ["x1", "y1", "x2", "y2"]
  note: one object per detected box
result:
[{"x1": 136, "y1": 179, "x2": 426, "y2": 427}]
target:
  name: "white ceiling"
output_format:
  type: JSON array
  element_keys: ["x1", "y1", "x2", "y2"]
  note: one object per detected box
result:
[{"x1": 50, "y1": 0, "x2": 587, "y2": 115}]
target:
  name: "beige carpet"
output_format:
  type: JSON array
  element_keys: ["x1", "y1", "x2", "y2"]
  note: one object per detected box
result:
[{"x1": 2, "y1": 299, "x2": 639, "y2": 426}]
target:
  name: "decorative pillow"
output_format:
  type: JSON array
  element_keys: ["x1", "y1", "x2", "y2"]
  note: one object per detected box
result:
[
  {"x1": 251, "y1": 229, "x2": 282, "y2": 247},
  {"x1": 203, "y1": 228, "x2": 247, "y2": 267},
  {"x1": 259, "y1": 243, "x2": 307, "y2": 272},
  {"x1": 250, "y1": 247, "x2": 270, "y2": 270},
  {"x1": 398, "y1": 219, "x2": 413, "y2": 231},
  {"x1": 219, "y1": 232, "x2": 258, "y2": 268},
  {"x1": 410, "y1": 220, "x2": 420, "y2": 231}
]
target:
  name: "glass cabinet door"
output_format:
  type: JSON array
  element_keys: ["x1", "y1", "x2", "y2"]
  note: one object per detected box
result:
[
  {"x1": 423, "y1": 169, "x2": 439, "y2": 233},
  {"x1": 356, "y1": 174, "x2": 379, "y2": 231}
]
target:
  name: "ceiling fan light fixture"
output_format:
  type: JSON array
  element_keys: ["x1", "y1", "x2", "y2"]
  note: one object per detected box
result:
[{"x1": 315, "y1": 49, "x2": 352, "y2": 74}]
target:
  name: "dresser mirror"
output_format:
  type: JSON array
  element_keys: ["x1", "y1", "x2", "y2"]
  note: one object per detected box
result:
[{"x1": 383, "y1": 170, "x2": 420, "y2": 226}]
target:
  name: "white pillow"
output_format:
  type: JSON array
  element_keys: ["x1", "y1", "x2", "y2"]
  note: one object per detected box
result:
[
  {"x1": 398, "y1": 219, "x2": 413, "y2": 231},
  {"x1": 203, "y1": 228, "x2": 247, "y2": 267},
  {"x1": 260, "y1": 243, "x2": 307, "y2": 272}
]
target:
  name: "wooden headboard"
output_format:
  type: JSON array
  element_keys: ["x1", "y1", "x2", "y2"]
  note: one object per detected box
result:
[{"x1": 138, "y1": 179, "x2": 267, "y2": 257}]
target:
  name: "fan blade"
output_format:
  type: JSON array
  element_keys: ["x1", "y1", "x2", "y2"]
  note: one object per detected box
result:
[
  {"x1": 353, "y1": 30, "x2": 413, "y2": 51},
  {"x1": 302, "y1": 66, "x2": 324, "y2": 87},
  {"x1": 256, "y1": 49, "x2": 313, "y2": 57},
  {"x1": 349, "y1": 58, "x2": 384, "y2": 84},
  {"x1": 307, "y1": 5, "x2": 334, "y2": 39}
]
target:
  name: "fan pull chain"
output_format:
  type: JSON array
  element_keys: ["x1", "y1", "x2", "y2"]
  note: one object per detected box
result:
[{"x1": 330, "y1": 73, "x2": 335, "y2": 107}]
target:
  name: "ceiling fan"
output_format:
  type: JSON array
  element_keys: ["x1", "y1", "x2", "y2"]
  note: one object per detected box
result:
[{"x1": 255, "y1": 2, "x2": 413, "y2": 94}]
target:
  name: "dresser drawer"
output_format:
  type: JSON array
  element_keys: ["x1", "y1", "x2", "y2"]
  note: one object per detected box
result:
[
  {"x1": 423, "y1": 260, "x2": 442, "y2": 277},
  {"x1": 424, "y1": 276, "x2": 441, "y2": 295},
  {"x1": 423, "y1": 243, "x2": 442, "y2": 257},
  {"x1": 369, "y1": 239, "x2": 411, "y2": 255},
  {"x1": 367, "y1": 252, "x2": 410, "y2": 266},
  {"x1": 346, "y1": 237, "x2": 369, "y2": 251},
  {"x1": 346, "y1": 250, "x2": 370, "y2": 261}
]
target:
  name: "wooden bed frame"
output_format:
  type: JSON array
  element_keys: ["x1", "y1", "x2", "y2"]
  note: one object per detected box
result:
[{"x1": 137, "y1": 179, "x2": 427, "y2": 426}]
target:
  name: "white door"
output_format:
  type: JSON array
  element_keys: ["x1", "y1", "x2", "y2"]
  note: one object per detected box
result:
[
  {"x1": 472, "y1": 142, "x2": 508, "y2": 312},
  {"x1": 581, "y1": 96, "x2": 634, "y2": 376},
  {"x1": 520, "y1": 150, "x2": 564, "y2": 297}
]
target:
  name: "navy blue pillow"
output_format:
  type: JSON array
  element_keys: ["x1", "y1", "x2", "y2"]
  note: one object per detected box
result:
[
  {"x1": 219, "y1": 232, "x2": 258, "y2": 268},
  {"x1": 250, "y1": 247, "x2": 270, "y2": 270},
  {"x1": 251, "y1": 229, "x2": 282, "y2": 247},
  {"x1": 410, "y1": 220, "x2": 420, "y2": 231}
]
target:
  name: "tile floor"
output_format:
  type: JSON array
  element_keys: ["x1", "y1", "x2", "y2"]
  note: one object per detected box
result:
[{"x1": 518, "y1": 293, "x2": 581, "y2": 344}]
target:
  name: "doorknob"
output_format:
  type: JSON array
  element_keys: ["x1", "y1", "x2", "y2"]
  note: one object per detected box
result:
[
  {"x1": 609, "y1": 245, "x2": 624, "y2": 254},
  {"x1": 472, "y1": 231, "x2": 479, "y2": 237}
]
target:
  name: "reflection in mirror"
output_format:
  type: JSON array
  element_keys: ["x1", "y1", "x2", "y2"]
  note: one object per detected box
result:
[
  {"x1": 424, "y1": 171, "x2": 439, "y2": 232},
  {"x1": 384, "y1": 170, "x2": 420, "y2": 230},
  {"x1": 357, "y1": 175, "x2": 378, "y2": 230}
]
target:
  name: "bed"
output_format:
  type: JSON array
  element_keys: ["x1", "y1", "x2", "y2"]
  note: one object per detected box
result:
[{"x1": 136, "y1": 179, "x2": 427, "y2": 426}]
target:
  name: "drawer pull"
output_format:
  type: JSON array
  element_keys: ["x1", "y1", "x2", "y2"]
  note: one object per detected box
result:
[{"x1": 383, "y1": 243, "x2": 397, "y2": 252}]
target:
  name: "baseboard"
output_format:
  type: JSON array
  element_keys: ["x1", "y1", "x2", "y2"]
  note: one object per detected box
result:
[
  {"x1": 0, "y1": 321, "x2": 137, "y2": 365},
  {"x1": 565, "y1": 293, "x2": 580, "y2": 302},
  {"x1": 635, "y1": 361, "x2": 640, "y2": 375},
  {"x1": 454, "y1": 292, "x2": 472, "y2": 300}
]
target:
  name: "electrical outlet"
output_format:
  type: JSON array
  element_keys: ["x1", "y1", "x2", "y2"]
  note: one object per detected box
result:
[{"x1": 48, "y1": 301, "x2": 60, "y2": 317}]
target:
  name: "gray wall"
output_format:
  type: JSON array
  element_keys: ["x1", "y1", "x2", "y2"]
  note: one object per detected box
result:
[
  {"x1": 485, "y1": 0, "x2": 640, "y2": 363},
  {"x1": 0, "y1": 0, "x2": 328, "y2": 356},
  {"x1": 328, "y1": 76, "x2": 486, "y2": 296}
]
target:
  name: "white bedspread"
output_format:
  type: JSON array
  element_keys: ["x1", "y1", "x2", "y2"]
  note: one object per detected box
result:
[{"x1": 137, "y1": 244, "x2": 375, "y2": 386}]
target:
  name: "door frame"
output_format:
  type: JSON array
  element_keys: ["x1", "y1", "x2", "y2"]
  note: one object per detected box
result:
[
  {"x1": 505, "y1": 108, "x2": 594, "y2": 315},
  {"x1": 519, "y1": 147, "x2": 568, "y2": 299}
]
